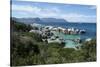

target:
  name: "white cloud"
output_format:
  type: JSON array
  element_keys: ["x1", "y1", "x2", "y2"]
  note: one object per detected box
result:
[
  {"x1": 61, "y1": 13, "x2": 96, "y2": 22},
  {"x1": 12, "y1": 4, "x2": 61, "y2": 17},
  {"x1": 12, "y1": 4, "x2": 41, "y2": 12},
  {"x1": 12, "y1": 4, "x2": 96, "y2": 23}
]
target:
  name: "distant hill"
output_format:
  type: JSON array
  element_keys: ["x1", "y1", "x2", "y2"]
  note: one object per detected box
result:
[
  {"x1": 11, "y1": 17, "x2": 68, "y2": 24},
  {"x1": 40, "y1": 18, "x2": 67, "y2": 23},
  {"x1": 11, "y1": 17, "x2": 32, "y2": 32}
]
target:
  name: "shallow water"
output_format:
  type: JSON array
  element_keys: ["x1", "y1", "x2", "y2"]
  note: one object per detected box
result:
[
  {"x1": 54, "y1": 32, "x2": 81, "y2": 48},
  {"x1": 65, "y1": 40, "x2": 81, "y2": 48},
  {"x1": 41, "y1": 23, "x2": 96, "y2": 48},
  {"x1": 41, "y1": 23, "x2": 96, "y2": 40}
]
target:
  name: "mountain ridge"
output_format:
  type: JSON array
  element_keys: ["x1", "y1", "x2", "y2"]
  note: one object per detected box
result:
[{"x1": 11, "y1": 17, "x2": 68, "y2": 24}]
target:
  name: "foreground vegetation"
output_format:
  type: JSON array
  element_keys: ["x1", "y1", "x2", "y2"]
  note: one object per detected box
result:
[{"x1": 11, "y1": 19, "x2": 96, "y2": 66}]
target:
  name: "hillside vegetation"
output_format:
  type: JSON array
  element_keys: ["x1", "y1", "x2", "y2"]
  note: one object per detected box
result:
[{"x1": 11, "y1": 18, "x2": 96, "y2": 66}]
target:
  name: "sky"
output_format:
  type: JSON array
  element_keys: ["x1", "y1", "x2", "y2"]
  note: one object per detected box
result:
[{"x1": 11, "y1": 0, "x2": 96, "y2": 23}]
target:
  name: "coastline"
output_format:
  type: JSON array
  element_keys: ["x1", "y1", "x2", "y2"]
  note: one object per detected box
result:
[{"x1": 30, "y1": 23, "x2": 96, "y2": 49}]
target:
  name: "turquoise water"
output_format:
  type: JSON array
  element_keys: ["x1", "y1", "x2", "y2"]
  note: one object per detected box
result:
[
  {"x1": 41, "y1": 23, "x2": 96, "y2": 40},
  {"x1": 65, "y1": 40, "x2": 81, "y2": 48},
  {"x1": 40, "y1": 23, "x2": 96, "y2": 48},
  {"x1": 53, "y1": 32, "x2": 81, "y2": 48}
]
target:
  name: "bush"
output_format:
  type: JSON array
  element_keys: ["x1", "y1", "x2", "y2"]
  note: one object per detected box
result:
[
  {"x1": 11, "y1": 32, "x2": 40, "y2": 66},
  {"x1": 11, "y1": 19, "x2": 32, "y2": 32},
  {"x1": 11, "y1": 17, "x2": 96, "y2": 65},
  {"x1": 48, "y1": 42, "x2": 65, "y2": 48},
  {"x1": 81, "y1": 39, "x2": 96, "y2": 61}
]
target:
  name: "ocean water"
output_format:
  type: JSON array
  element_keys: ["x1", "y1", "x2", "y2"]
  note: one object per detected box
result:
[
  {"x1": 54, "y1": 32, "x2": 81, "y2": 48},
  {"x1": 41, "y1": 22, "x2": 96, "y2": 40},
  {"x1": 40, "y1": 22, "x2": 96, "y2": 48}
]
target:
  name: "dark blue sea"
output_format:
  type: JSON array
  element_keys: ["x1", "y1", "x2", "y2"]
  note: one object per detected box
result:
[{"x1": 40, "y1": 22, "x2": 96, "y2": 40}]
